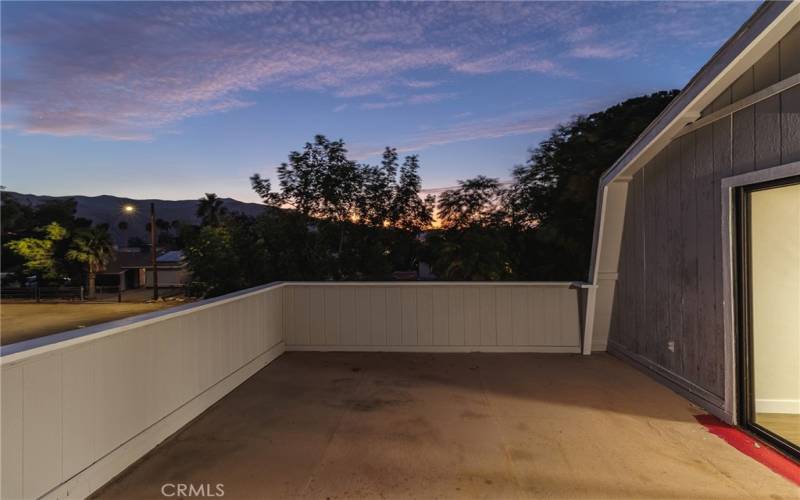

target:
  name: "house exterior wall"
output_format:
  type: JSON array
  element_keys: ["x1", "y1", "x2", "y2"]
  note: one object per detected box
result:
[
  {"x1": 608, "y1": 23, "x2": 800, "y2": 413},
  {"x1": 145, "y1": 267, "x2": 190, "y2": 287}
]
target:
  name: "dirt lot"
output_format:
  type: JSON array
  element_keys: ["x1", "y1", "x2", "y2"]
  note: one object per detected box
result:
[{"x1": 1, "y1": 301, "x2": 181, "y2": 346}]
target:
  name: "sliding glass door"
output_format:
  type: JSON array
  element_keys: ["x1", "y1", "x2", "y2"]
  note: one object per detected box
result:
[{"x1": 737, "y1": 176, "x2": 800, "y2": 459}]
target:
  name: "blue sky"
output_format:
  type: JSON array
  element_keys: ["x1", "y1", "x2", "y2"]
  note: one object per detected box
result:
[{"x1": 2, "y1": 1, "x2": 758, "y2": 202}]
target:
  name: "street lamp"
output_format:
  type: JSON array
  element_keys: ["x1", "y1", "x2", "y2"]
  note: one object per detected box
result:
[{"x1": 121, "y1": 203, "x2": 159, "y2": 300}]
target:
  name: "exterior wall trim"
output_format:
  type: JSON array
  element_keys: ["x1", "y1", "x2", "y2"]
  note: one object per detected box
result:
[
  {"x1": 288, "y1": 345, "x2": 580, "y2": 353},
  {"x1": 719, "y1": 161, "x2": 800, "y2": 423},
  {"x1": 0, "y1": 281, "x2": 288, "y2": 362},
  {"x1": 1, "y1": 281, "x2": 591, "y2": 363},
  {"x1": 598, "y1": 2, "x2": 798, "y2": 185},
  {"x1": 674, "y1": 72, "x2": 800, "y2": 140},
  {"x1": 607, "y1": 340, "x2": 730, "y2": 422},
  {"x1": 584, "y1": 3, "x2": 800, "y2": 359}
]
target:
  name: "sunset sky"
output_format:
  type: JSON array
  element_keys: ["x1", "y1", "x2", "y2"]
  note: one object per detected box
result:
[{"x1": 2, "y1": 1, "x2": 758, "y2": 202}]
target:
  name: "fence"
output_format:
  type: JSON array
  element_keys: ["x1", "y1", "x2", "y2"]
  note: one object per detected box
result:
[{"x1": 1, "y1": 286, "x2": 85, "y2": 302}]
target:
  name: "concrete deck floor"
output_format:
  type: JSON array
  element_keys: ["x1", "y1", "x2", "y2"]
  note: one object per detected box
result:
[{"x1": 96, "y1": 353, "x2": 797, "y2": 499}]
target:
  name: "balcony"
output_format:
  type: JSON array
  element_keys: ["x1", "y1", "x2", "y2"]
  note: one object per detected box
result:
[{"x1": 1, "y1": 282, "x2": 795, "y2": 499}]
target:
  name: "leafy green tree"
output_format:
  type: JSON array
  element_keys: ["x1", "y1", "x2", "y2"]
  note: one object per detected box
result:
[
  {"x1": 438, "y1": 176, "x2": 505, "y2": 229},
  {"x1": 196, "y1": 193, "x2": 228, "y2": 226},
  {"x1": 5, "y1": 222, "x2": 68, "y2": 279},
  {"x1": 66, "y1": 225, "x2": 114, "y2": 298},
  {"x1": 182, "y1": 224, "x2": 246, "y2": 297}
]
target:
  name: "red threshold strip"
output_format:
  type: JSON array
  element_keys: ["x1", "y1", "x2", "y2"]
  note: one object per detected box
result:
[{"x1": 694, "y1": 414, "x2": 800, "y2": 486}]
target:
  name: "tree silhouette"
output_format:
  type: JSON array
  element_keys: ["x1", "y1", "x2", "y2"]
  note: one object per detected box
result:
[
  {"x1": 506, "y1": 90, "x2": 679, "y2": 278},
  {"x1": 390, "y1": 155, "x2": 433, "y2": 231},
  {"x1": 438, "y1": 176, "x2": 505, "y2": 229},
  {"x1": 357, "y1": 147, "x2": 398, "y2": 226},
  {"x1": 196, "y1": 193, "x2": 228, "y2": 226},
  {"x1": 66, "y1": 225, "x2": 114, "y2": 298}
]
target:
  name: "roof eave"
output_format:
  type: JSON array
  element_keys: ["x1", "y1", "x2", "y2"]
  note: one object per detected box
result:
[{"x1": 599, "y1": 1, "x2": 797, "y2": 187}]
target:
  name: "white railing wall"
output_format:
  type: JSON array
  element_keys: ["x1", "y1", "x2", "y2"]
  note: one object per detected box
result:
[
  {"x1": 0, "y1": 284, "x2": 284, "y2": 500},
  {"x1": 1, "y1": 280, "x2": 586, "y2": 499},
  {"x1": 284, "y1": 283, "x2": 583, "y2": 352}
]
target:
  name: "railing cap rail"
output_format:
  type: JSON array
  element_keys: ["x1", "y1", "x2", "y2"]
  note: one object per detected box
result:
[{"x1": 1, "y1": 280, "x2": 590, "y2": 364}]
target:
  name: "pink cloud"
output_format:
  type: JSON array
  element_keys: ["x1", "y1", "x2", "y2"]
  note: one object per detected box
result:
[{"x1": 1, "y1": 1, "x2": 758, "y2": 140}]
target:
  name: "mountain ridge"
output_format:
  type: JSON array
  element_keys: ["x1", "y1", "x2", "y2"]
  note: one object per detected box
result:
[{"x1": 3, "y1": 191, "x2": 267, "y2": 245}]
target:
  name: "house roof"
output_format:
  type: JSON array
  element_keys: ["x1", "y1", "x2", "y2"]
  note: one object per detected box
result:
[
  {"x1": 598, "y1": 1, "x2": 798, "y2": 186},
  {"x1": 157, "y1": 250, "x2": 185, "y2": 263},
  {"x1": 101, "y1": 251, "x2": 152, "y2": 274}
]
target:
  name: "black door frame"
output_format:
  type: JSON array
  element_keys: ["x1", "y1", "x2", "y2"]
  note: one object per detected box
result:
[{"x1": 734, "y1": 174, "x2": 800, "y2": 460}]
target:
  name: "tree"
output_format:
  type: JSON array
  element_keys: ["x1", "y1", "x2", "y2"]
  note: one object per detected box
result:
[
  {"x1": 505, "y1": 90, "x2": 679, "y2": 279},
  {"x1": 390, "y1": 155, "x2": 434, "y2": 231},
  {"x1": 437, "y1": 176, "x2": 505, "y2": 229},
  {"x1": 253, "y1": 135, "x2": 358, "y2": 218},
  {"x1": 357, "y1": 147, "x2": 398, "y2": 226},
  {"x1": 5, "y1": 222, "x2": 68, "y2": 279},
  {"x1": 251, "y1": 135, "x2": 367, "y2": 276},
  {"x1": 424, "y1": 226, "x2": 512, "y2": 280},
  {"x1": 31, "y1": 198, "x2": 79, "y2": 229},
  {"x1": 1, "y1": 192, "x2": 34, "y2": 235},
  {"x1": 196, "y1": 193, "x2": 228, "y2": 226},
  {"x1": 249, "y1": 174, "x2": 282, "y2": 206},
  {"x1": 66, "y1": 225, "x2": 114, "y2": 298},
  {"x1": 183, "y1": 224, "x2": 246, "y2": 297}
]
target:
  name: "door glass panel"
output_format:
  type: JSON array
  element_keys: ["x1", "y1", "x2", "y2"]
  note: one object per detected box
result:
[{"x1": 749, "y1": 182, "x2": 800, "y2": 448}]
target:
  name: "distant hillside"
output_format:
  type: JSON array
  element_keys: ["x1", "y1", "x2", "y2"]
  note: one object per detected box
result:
[{"x1": 4, "y1": 192, "x2": 266, "y2": 245}]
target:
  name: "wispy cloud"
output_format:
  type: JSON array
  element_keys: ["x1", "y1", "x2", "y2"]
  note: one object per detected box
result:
[
  {"x1": 1, "y1": 1, "x2": 759, "y2": 140},
  {"x1": 360, "y1": 91, "x2": 457, "y2": 110},
  {"x1": 350, "y1": 103, "x2": 594, "y2": 159},
  {"x1": 361, "y1": 101, "x2": 404, "y2": 110},
  {"x1": 454, "y1": 49, "x2": 565, "y2": 76},
  {"x1": 568, "y1": 44, "x2": 635, "y2": 60},
  {"x1": 405, "y1": 80, "x2": 442, "y2": 89}
]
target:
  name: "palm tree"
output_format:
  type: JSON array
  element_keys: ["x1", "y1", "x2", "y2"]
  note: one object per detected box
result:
[
  {"x1": 197, "y1": 193, "x2": 228, "y2": 226},
  {"x1": 66, "y1": 226, "x2": 114, "y2": 299}
]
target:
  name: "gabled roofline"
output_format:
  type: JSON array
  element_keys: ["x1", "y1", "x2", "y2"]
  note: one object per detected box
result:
[
  {"x1": 582, "y1": 2, "x2": 800, "y2": 355},
  {"x1": 599, "y1": 1, "x2": 797, "y2": 186}
]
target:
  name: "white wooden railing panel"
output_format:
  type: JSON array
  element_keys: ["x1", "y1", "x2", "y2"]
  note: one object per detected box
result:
[
  {"x1": 0, "y1": 284, "x2": 284, "y2": 500},
  {"x1": 283, "y1": 283, "x2": 582, "y2": 352},
  {"x1": 1, "y1": 280, "x2": 586, "y2": 499}
]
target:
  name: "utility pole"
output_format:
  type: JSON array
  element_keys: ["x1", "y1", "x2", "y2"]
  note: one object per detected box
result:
[{"x1": 150, "y1": 202, "x2": 159, "y2": 300}]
